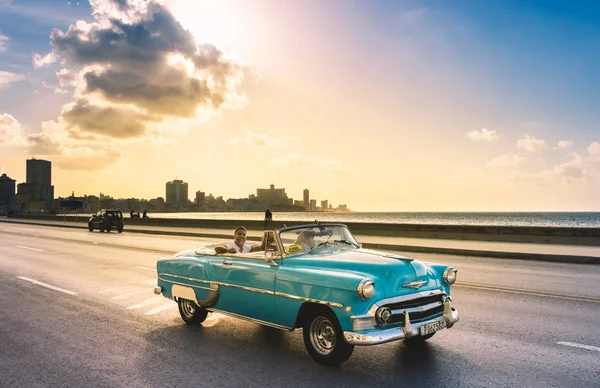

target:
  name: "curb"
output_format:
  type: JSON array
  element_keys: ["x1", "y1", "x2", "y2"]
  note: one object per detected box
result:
[{"x1": 1, "y1": 219, "x2": 599, "y2": 265}]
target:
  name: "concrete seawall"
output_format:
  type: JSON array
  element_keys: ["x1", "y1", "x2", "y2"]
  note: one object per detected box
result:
[{"x1": 11, "y1": 215, "x2": 600, "y2": 246}]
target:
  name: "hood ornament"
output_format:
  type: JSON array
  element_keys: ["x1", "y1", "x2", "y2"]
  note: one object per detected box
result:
[{"x1": 403, "y1": 280, "x2": 426, "y2": 289}]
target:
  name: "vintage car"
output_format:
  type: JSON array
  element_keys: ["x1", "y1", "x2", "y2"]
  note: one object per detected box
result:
[
  {"x1": 154, "y1": 223, "x2": 459, "y2": 365},
  {"x1": 88, "y1": 209, "x2": 124, "y2": 233}
]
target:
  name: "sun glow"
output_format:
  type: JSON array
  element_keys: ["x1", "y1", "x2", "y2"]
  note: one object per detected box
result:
[{"x1": 167, "y1": 0, "x2": 243, "y2": 55}]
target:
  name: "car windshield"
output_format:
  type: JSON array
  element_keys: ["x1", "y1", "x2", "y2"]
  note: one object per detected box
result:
[
  {"x1": 107, "y1": 211, "x2": 122, "y2": 218},
  {"x1": 278, "y1": 224, "x2": 359, "y2": 255}
]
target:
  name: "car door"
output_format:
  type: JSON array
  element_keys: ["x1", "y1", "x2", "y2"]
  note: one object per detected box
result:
[{"x1": 211, "y1": 247, "x2": 280, "y2": 324}]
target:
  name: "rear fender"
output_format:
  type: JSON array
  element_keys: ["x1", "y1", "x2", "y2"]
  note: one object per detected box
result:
[{"x1": 157, "y1": 256, "x2": 219, "y2": 307}]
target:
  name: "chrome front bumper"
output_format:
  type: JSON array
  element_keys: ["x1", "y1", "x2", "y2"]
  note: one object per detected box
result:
[{"x1": 344, "y1": 300, "x2": 460, "y2": 346}]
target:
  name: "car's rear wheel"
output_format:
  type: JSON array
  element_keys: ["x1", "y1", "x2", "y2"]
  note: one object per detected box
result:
[
  {"x1": 302, "y1": 306, "x2": 354, "y2": 365},
  {"x1": 178, "y1": 298, "x2": 208, "y2": 325},
  {"x1": 88, "y1": 224, "x2": 93, "y2": 232},
  {"x1": 117, "y1": 227, "x2": 123, "y2": 233}
]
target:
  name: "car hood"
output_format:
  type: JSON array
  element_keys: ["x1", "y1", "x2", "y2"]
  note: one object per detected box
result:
[{"x1": 288, "y1": 248, "x2": 439, "y2": 297}]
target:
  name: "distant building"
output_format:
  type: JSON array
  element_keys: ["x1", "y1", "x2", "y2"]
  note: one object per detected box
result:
[
  {"x1": 195, "y1": 191, "x2": 205, "y2": 205},
  {"x1": 166, "y1": 179, "x2": 188, "y2": 205},
  {"x1": 256, "y1": 184, "x2": 292, "y2": 206},
  {"x1": 310, "y1": 199, "x2": 317, "y2": 211},
  {"x1": 27, "y1": 158, "x2": 51, "y2": 187},
  {"x1": 303, "y1": 189, "x2": 309, "y2": 210},
  {"x1": 321, "y1": 200, "x2": 328, "y2": 210},
  {"x1": 18, "y1": 159, "x2": 54, "y2": 210},
  {"x1": 0, "y1": 173, "x2": 16, "y2": 214}
]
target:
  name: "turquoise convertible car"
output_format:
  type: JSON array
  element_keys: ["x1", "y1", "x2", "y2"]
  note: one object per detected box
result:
[{"x1": 154, "y1": 223, "x2": 460, "y2": 365}]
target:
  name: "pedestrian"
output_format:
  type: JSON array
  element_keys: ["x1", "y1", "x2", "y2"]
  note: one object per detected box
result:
[{"x1": 264, "y1": 208, "x2": 272, "y2": 229}]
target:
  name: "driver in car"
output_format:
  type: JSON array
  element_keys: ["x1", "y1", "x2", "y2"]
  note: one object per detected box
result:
[{"x1": 294, "y1": 230, "x2": 317, "y2": 251}]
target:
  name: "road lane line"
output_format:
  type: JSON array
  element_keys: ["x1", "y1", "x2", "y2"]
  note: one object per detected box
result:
[
  {"x1": 111, "y1": 288, "x2": 154, "y2": 300},
  {"x1": 455, "y1": 282, "x2": 600, "y2": 304},
  {"x1": 145, "y1": 301, "x2": 176, "y2": 315},
  {"x1": 99, "y1": 285, "x2": 138, "y2": 293},
  {"x1": 17, "y1": 276, "x2": 77, "y2": 296},
  {"x1": 16, "y1": 245, "x2": 44, "y2": 252},
  {"x1": 135, "y1": 266, "x2": 156, "y2": 272},
  {"x1": 142, "y1": 279, "x2": 157, "y2": 285},
  {"x1": 557, "y1": 341, "x2": 600, "y2": 352},
  {"x1": 126, "y1": 297, "x2": 165, "y2": 310}
]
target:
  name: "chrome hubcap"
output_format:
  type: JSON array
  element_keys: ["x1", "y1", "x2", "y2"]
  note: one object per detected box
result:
[
  {"x1": 181, "y1": 299, "x2": 196, "y2": 318},
  {"x1": 310, "y1": 317, "x2": 336, "y2": 355}
]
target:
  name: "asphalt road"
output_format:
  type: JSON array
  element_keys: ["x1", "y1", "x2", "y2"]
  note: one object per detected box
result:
[{"x1": 0, "y1": 223, "x2": 598, "y2": 388}]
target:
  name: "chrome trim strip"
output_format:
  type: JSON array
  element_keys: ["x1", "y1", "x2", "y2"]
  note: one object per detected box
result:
[
  {"x1": 158, "y1": 276, "x2": 218, "y2": 292},
  {"x1": 205, "y1": 308, "x2": 294, "y2": 331},
  {"x1": 218, "y1": 282, "x2": 275, "y2": 295},
  {"x1": 160, "y1": 273, "x2": 341, "y2": 307},
  {"x1": 274, "y1": 292, "x2": 343, "y2": 308},
  {"x1": 161, "y1": 273, "x2": 211, "y2": 285}
]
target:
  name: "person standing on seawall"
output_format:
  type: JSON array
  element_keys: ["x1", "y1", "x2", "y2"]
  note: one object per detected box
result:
[{"x1": 264, "y1": 208, "x2": 272, "y2": 229}]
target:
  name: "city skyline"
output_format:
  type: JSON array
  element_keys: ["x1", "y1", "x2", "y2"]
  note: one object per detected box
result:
[{"x1": 1, "y1": 1, "x2": 600, "y2": 211}]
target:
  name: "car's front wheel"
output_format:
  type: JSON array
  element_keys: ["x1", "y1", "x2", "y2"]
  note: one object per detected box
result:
[
  {"x1": 88, "y1": 224, "x2": 93, "y2": 232},
  {"x1": 302, "y1": 306, "x2": 354, "y2": 365},
  {"x1": 178, "y1": 298, "x2": 208, "y2": 325}
]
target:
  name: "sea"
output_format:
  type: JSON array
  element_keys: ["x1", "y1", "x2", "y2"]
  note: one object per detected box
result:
[{"x1": 145, "y1": 212, "x2": 600, "y2": 228}]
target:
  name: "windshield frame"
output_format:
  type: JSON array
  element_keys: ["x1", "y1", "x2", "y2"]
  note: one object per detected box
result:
[{"x1": 276, "y1": 223, "x2": 359, "y2": 258}]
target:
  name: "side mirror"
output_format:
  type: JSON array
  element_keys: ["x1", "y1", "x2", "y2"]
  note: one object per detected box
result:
[{"x1": 264, "y1": 250, "x2": 278, "y2": 266}]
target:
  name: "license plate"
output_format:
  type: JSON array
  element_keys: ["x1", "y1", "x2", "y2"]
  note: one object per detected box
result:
[{"x1": 420, "y1": 319, "x2": 446, "y2": 336}]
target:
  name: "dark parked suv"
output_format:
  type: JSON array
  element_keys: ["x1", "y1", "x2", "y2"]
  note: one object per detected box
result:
[{"x1": 88, "y1": 209, "x2": 124, "y2": 233}]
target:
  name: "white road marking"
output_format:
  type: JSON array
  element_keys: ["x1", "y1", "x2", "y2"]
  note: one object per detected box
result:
[
  {"x1": 135, "y1": 266, "x2": 156, "y2": 272},
  {"x1": 99, "y1": 285, "x2": 138, "y2": 293},
  {"x1": 144, "y1": 301, "x2": 176, "y2": 315},
  {"x1": 16, "y1": 245, "x2": 44, "y2": 252},
  {"x1": 92, "y1": 242, "x2": 99, "y2": 245},
  {"x1": 17, "y1": 276, "x2": 77, "y2": 296},
  {"x1": 126, "y1": 297, "x2": 165, "y2": 310},
  {"x1": 142, "y1": 279, "x2": 157, "y2": 285},
  {"x1": 557, "y1": 341, "x2": 600, "y2": 352},
  {"x1": 110, "y1": 288, "x2": 154, "y2": 300}
]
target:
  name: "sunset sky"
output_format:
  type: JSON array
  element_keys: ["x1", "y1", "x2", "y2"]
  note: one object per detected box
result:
[{"x1": 1, "y1": 0, "x2": 600, "y2": 211}]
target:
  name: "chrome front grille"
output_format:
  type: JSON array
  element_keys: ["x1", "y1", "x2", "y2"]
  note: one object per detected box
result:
[{"x1": 384, "y1": 294, "x2": 445, "y2": 325}]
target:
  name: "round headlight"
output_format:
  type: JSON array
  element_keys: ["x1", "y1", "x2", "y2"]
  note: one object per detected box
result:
[
  {"x1": 443, "y1": 267, "x2": 457, "y2": 285},
  {"x1": 358, "y1": 279, "x2": 375, "y2": 299}
]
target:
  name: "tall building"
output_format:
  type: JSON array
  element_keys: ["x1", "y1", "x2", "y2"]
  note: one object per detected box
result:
[
  {"x1": 26, "y1": 158, "x2": 51, "y2": 187},
  {"x1": 166, "y1": 179, "x2": 188, "y2": 204},
  {"x1": 16, "y1": 159, "x2": 54, "y2": 211},
  {"x1": 0, "y1": 173, "x2": 16, "y2": 213},
  {"x1": 321, "y1": 200, "x2": 328, "y2": 210},
  {"x1": 309, "y1": 199, "x2": 317, "y2": 211},
  {"x1": 303, "y1": 189, "x2": 309, "y2": 210},
  {"x1": 195, "y1": 191, "x2": 205, "y2": 205}
]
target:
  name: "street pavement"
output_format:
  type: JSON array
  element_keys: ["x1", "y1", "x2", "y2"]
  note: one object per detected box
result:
[
  {"x1": 2, "y1": 217, "x2": 600, "y2": 263},
  {"x1": 0, "y1": 222, "x2": 599, "y2": 387}
]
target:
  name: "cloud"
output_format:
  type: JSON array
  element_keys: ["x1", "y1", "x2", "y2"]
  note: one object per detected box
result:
[
  {"x1": 0, "y1": 33, "x2": 8, "y2": 52},
  {"x1": 35, "y1": 0, "x2": 244, "y2": 139},
  {"x1": 467, "y1": 128, "x2": 499, "y2": 142},
  {"x1": 27, "y1": 0, "x2": 247, "y2": 170},
  {"x1": 0, "y1": 113, "x2": 26, "y2": 146},
  {"x1": 32, "y1": 52, "x2": 58, "y2": 68},
  {"x1": 487, "y1": 154, "x2": 524, "y2": 167},
  {"x1": 588, "y1": 141, "x2": 600, "y2": 158},
  {"x1": 25, "y1": 119, "x2": 122, "y2": 171},
  {"x1": 0, "y1": 71, "x2": 25, "y2": 87},
  {"x1": 556, "y1": 140, "x2": 573, "y2": 149},
  {"x1": 517, "y1": 134, "x2": 548, "y2": 152}
]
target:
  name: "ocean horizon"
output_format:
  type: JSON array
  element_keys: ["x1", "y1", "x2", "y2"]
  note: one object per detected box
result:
[{"x1": 145, "y1": 211, "x2": 600, "y2": 228}]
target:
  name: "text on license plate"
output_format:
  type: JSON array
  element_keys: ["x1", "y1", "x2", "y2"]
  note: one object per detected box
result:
[{"x1": 419, "y1": 319, "x2": 446, "y2": 336}]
